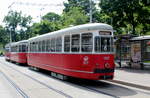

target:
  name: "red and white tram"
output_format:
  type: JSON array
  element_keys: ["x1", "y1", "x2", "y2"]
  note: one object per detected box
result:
[
  {"x1": 28, "y1": 23, "x2": 115, "y2": 80},
  {"x1": 5, "y1": 43, "x2": 11, "y2": 61},
  {"x1": 8, "y1": 40, "x2": 28, "y2": 64}
]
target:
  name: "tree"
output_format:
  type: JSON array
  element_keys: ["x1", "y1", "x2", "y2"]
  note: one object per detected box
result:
[
  {"x1": 63, "y1": 0, "x2": 97, "y2": 22},
  {"x1": 0, "y1": 25, "x2": 9, "y2": 46},
  {"x1": 28, "y1": 20, "x2": 62, "y2": 36},
  {"x1": 61, "y1": 7, "x2": 88, "y2": 28},
  {"x1": 3, "y1": 10, "x2": 32, "y2": 41},
  {"x1": 42, "y1": 12, "x2": 61, "y2": 22},
  {"x1": 64, "y1": 0, "x2": 96, "y2": 14},
  {"x1": 100, "y1": 0, "x2": 150, "y2": 35}
]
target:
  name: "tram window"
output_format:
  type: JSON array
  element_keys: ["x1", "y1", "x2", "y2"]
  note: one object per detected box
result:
[
  {"x1": 35, "y1": 42, "x2": 38, "y2": 52},
  {"x1": 11, "y1": 47, "x2": 13, "y2": 52},
  {"x1": 38, "y1": 42, "x2": 40, "y2": 52},
  {"x1": 31, "y1": 43, "x2": 33, "y2": 52},
  {"x1": 111, "y1": 37, "x2": 114, "y2": 52},
  {"x1": 95, "y1": 37, "x2": 101, "y2": 52},
  {"x1": 81, "y1": 33, "x2": 93, "y2": 52},
  {"x1": 56, "y1": 37, "x2": 62, "y2": 52},
  {"x1": 34, "y1": 42, "x2": 36, "y2": 52},
  {"x1": 32, "y1": 43, "x2": 34, "y2": 52},
  {"x1": 46, "y1": 40, "x2": 49, "y2": 52},
  {"x1": 50, "y1": 38, "x2": 56, "y2": 52},
  {"x1": 16, "y1": 46, "x2": 18, "y2": 52},
  {"x1": 95, "y1": 37, "x2": 113, "y2": 52},
  {"x1": 15, "y1": 46, "x2": 17, "y2": 52},
  {"x1": 45, "y1": 40, "x2": 48, "y2": 52},
  {"x1": 42, "y1": 40, "x2": 46, "y2": 52},
  {"x1": 71, "y1": 34, "x2": 80, "y2": 52},
  {"x1": 19, "y1": 45, "x2": 22, "y2": 52},
  {"x1": 12, "y1": 46, "x2": 14, "y2": 52},
  {"x1": 64, "y1": 35, "x2": 70, "y2": 52},
  {"x1": 5, "y1": 48, "x2": 9, "y2": 52},
  {"x1": 39, "y1": 41, "x2": 42, "y2": 52},
  {"x1": 48, "y1": 40, "x2": 51, "y2": 52},
  {"x1": 13, "y1": 46, "x2": 15, "y2": 52},
  {"x1": 22, "y1": 45, "x2": 26, "y2": 52},
  {"x1": 30, "y1": 43, "x2": 31, "y2": 52},
  {"x1": 101, "y1": 37, "x2": 111, "y2": 52},
  {"x1": 14, "y1": 46, "x2": 16, "y2": 52},
  {"x1": 11, "y1": 46, "x2": 13, "y2": 52}
]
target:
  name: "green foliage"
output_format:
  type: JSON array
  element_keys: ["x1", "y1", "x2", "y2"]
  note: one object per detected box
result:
[
  {"x1": 1, "y1": 0, "x2": 149, "y2": 45},
  {"x1": 0, "y1": 25, "x2": 9, "y2": 45},
  {"x1": 93, "y1": 11, "x2": 111, "y2": 23},
  {"x1": 100, "y1": 0, "x2": 150, "y2": 35},
  {"x1": 27, "y1": 7, "x2": 88, "y2": 37},
  {"x1": 64, "y1": 0, "x2": 96, "y2": 14},
  {"x1": 3, "y1": 10, "x2": 32, "y2": 42},
  {"x1": 28, "y1": 20, "x2": 62, "y2": 36},
  {"x1": 64, "y1": 0, "x2": 98, "y2": 22},
  {"x1": 61, "y1": 7, "x2": 88, "y2": 28},
  {"x1": 42, "y1": 12, "x2": 61, "y2": 22}
]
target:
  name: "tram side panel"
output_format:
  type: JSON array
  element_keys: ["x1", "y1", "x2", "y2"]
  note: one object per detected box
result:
[
  {"x1": 10, "y1": 52, "x2": 27, "y2": 64},
  {"x1": 27, "y1": 53, "x2": 115, "y2": 80}
]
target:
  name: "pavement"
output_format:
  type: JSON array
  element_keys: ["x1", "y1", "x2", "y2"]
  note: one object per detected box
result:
[{"x1": 111, "y1": 62, "x2": 150, "y2": 91}]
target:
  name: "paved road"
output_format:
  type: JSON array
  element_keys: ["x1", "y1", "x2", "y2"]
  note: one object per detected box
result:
[{"x1": 0, "y1": 57, "x2": 150, "y2": 98}]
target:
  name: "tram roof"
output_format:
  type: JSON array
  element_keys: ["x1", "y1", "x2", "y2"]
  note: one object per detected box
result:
[
  {"x1": 131, "y1": 35, "x2": 150, "y2": 41},
  {"x1": 28, "y1": 23, "x2": 113, "y2": 42},
  {"x1": 10, "y1": 40, "x2": 28, "y2": 46}
]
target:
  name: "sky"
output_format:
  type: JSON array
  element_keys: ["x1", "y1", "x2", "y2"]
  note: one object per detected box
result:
[{"x1": 0, "y1": 0, "x2": 66, "y2": 25}]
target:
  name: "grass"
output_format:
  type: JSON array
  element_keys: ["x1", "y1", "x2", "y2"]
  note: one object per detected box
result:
[{"x1": 143, "y1": 61, "x2": 150, "y2": 63}]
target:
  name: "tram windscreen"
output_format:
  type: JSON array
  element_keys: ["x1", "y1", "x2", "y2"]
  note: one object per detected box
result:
[{"x1": 95, "y1": 36, "x2": 113, "y2": 52}]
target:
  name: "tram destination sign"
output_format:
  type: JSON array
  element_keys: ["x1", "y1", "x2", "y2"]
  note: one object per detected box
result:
[{"x1": 99, "y1": 31, "x2": 111, "y2": 35}]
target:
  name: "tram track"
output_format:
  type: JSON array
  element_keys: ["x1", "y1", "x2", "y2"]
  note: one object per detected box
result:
[
  {"x1": 1, "y1": 59, "x2": 150, "y2": 98},
  {"x1": 0, "y1": 70, "x2": 29, "y2": 98},
  {"x1": 0, "y1": 60, "x2": 118, "y2": 98},
  {"x1": 0, "y1": 61, "x2": 72, "y2": 98},
  {"x1": 28, "y1": 66, "x2": 150, "y2": 98}
]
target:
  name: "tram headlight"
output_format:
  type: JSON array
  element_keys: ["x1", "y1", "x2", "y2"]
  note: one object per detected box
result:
[{"x1": 104, "y1": 63, "x2": 110, "y2": 68}]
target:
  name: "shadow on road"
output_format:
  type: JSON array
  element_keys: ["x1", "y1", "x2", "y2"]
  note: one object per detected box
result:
[{"x1": 29, "y1": 68, "x2": 139, "y2": 97}]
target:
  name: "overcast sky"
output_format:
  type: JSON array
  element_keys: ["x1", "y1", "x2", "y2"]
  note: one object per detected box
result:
[{"x1": 0, "y1": 0, "x2": 66, "y2": 25}]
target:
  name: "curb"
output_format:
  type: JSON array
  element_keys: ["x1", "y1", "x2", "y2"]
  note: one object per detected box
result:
[{"x1": 108, "y1": 80, "x2": 150, "y2": 91}]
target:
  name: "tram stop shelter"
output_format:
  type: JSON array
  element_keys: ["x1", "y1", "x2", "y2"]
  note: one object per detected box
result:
[
  {"x1": 130, "y1": 35, "x2": 150, "y2": 69},
  {"x1": 114, "y1": 34, "x2": 137, "y2": 68}
]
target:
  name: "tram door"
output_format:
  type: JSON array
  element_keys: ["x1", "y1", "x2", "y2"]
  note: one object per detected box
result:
[{"x1": 131, "y1": 41, "x2": 141, "y2": 68}]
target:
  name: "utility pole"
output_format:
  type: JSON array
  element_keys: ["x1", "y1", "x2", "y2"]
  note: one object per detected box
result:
[
  {"x1": 9, "y1": 28, "x2": 12, "y2": 43},
  {"x1": 8, "y1": 2, "x2": 14, "y2": 43},
  {"x1": 89, "y1": 0, "x2": 92, "y2": 23}
]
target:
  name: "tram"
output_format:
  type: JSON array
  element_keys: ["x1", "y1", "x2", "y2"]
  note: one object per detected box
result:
[
  {"x1": 28, "y1": 23, "x2": 115, "y2": 80},
  {"x1": 4, "y1": 43, "x2": 11, "y2": 61},
  {"x1": 6, "y1": 40, "x2": 28, "y2": 64},
  {"x1": 130, "y1": 35, "x2": 150, "y2": 69}
]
